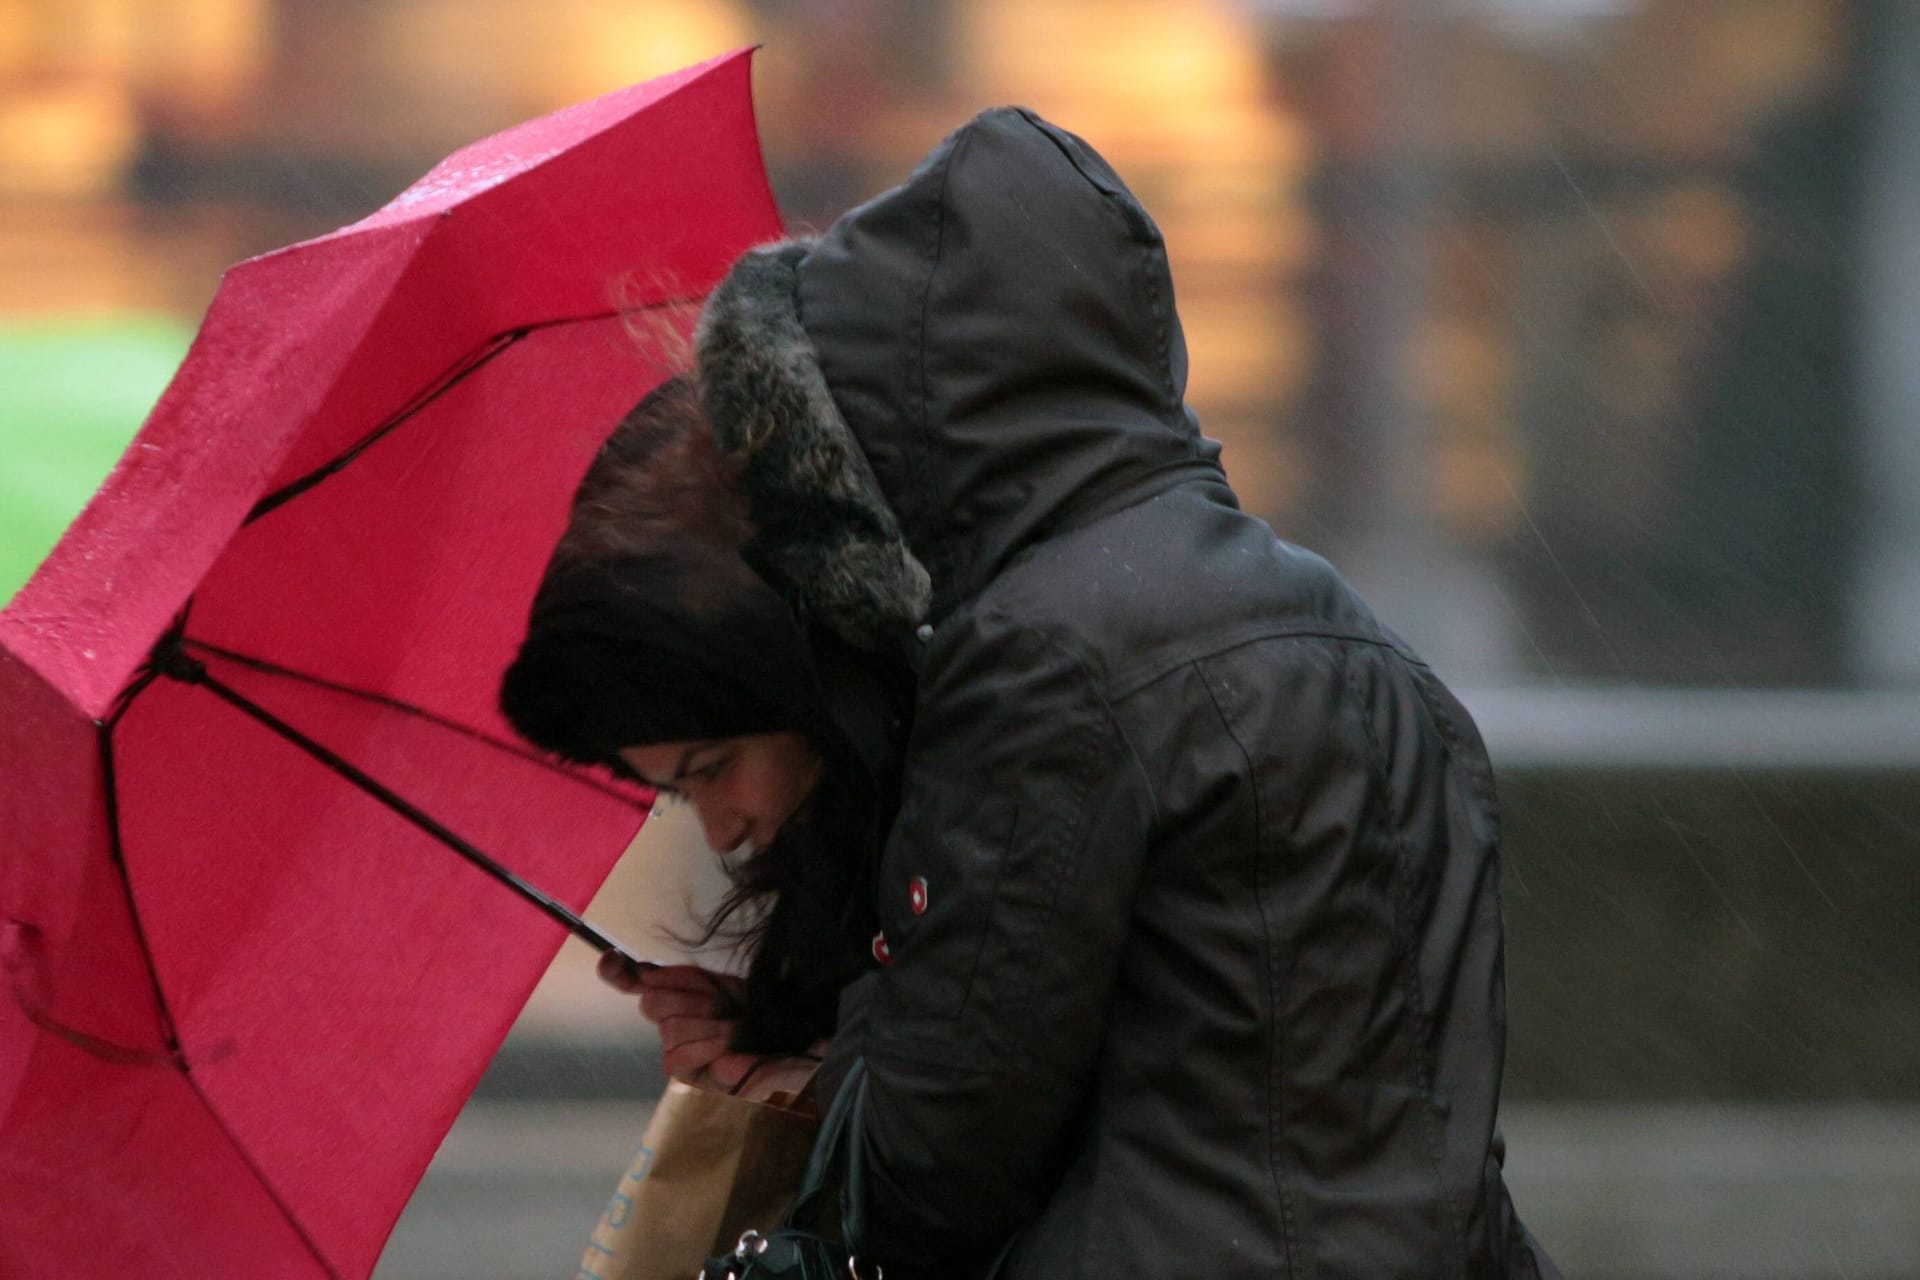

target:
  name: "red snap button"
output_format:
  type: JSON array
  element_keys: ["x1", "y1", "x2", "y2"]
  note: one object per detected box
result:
[
  {"x1": 908, "y1": 876, "x2": 929, "y2": 915},
  {"x1": 871, "y1": 931, "x2": 893, "y2": 964}
]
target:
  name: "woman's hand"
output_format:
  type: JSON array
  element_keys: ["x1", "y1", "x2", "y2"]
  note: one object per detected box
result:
[
  {"x1": 596, "y1": 955, "x2": 765, "y2": 1087},
  {"x1": 596, "y1": 956, "x2": 820, "y2": 1100},
  {"x1": 717, "y1": 1054, "x2": 820, "y2": 1103}
]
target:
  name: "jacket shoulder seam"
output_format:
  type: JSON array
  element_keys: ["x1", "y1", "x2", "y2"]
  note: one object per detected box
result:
[
  {"x1": 1030, "y1": 621, "x2": 1164, "y2": 830},
  {"x1": 1109, "y1": 622, "x2": 1414, "y2": 700}
]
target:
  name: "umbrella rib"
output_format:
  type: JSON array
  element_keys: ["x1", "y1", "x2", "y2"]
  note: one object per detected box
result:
[
  {"x1": 244, "y1": 324, "x2": 534, "y2": 524},
  {"x1": 244, "y1": 298, "x2": 699, "y2": 525},
  {"x1": 163, "y1": 651, "x2": 632, "y2": 958},
  {"x1": 181, "y1": 1073, "x2": 345, "y2": 1279},
  {"x1": 92, "y1": 721, "x2": 189, "y2": 1066},
  {"x1": 181, "y1": 637, "x2": 647, "y2": 810}
]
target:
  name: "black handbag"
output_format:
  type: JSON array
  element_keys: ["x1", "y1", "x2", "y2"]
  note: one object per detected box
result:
[{"x1": 700, "y1": 1059, "x2": 877, "y2": 1280}]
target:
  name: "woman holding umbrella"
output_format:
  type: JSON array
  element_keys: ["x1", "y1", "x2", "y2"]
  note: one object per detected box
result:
[
  {"x1": 501, "y1": 372, "x2": 906, "y2": 1086},
  {"x1": 504, "y1": 108, "x2": 1559, "y2": 1279}
]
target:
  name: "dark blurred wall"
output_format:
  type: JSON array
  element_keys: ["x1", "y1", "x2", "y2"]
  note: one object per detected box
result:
[{"x1": 1500, "y1": 766, "x2": 1920, "y2": 1102}]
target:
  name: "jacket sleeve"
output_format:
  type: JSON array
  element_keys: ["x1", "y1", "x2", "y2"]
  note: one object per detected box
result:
[{"x1": 820, "y1": 611, "x2": 1154, "y2": 1274}]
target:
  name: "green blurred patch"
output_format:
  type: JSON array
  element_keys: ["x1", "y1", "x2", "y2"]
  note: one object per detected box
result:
[{"x1": 1, "y1": 315, "x2": 191, "y2": 607}]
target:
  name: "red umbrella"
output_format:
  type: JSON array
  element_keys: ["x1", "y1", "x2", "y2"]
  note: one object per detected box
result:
[{"x1": 0, "y1": 50, "x2": 781, "y2": 1279}]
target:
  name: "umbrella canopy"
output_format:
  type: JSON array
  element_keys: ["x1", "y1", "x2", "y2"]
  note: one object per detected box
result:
[{"x1": 0, "y1": 49, "x2": 782, "y2": 1279}]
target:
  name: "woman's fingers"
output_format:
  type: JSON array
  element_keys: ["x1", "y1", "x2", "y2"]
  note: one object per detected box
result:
[
  {"x1": 659, "y1": 1018, "x2": 736, "y2": 1078},
  {"x1": 705, "y1": 1052, "x2": 758, "y2": 1090},
  {"x1": 658, "y1": 1014, "x2": 734, "y2": 1047},
  {"x1": 706, "y1": 1051, "x2": 771, "y2": 1090},
  {"x1": 639, "y1": 985, "x2": 734, "y2": 1023},
  {"x1": 710, "y1": 1054, "x2": 819, "y2": 1102},
  {"x1": 603, "y1": 960, "x2": 745, "y2": 1008},
  {"x1": 643, "y1": 965, "x2": 748, "y2": 1004},
  {"x1": 640, "y1": 964, "x2": 737, "y2": 993},
  {"x1": 596, "y1": 951, "x2": 652, "y2": 993},
  {"x1": 638, "y1": 964, "x2": 746, "y2": 1016},
  {"x1": 603, "y1": 963, "x2": 752, "y2": 1080}
]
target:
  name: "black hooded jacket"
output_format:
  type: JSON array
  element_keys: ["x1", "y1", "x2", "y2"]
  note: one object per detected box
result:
[{"x1": 695, "y1": 108, "x2": 1558, "y2": 1280}]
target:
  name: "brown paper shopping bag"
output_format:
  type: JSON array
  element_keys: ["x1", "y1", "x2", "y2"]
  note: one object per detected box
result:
[{"x1": 577, "y1": 1078, "x2": 819, "y2": 1280}]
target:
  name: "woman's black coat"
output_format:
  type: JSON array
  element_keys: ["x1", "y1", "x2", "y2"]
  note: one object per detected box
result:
[{"x1": 694, "y1": 108, "x2": 1559, "y2": 1280}]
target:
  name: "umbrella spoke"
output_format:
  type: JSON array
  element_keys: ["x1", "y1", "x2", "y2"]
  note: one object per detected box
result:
[
  {"x1": 244, "y1": 297, "x2": 698, "y2": 526},
  {"x1": 179, "y1": 1071, "x2": 346, "y2": 1280},
  {"x1": 244, "y1": 324, "x2": 540, "y2": 525},
  {"x1": 94, "y1": 723, "x2": 188, "y2": 1065},
  {"x1": 149, "y1": 639, "x2": 639, "y2": 962},
  {"x1": 181, "y1": 637, "x2": 648, "y2": 810}
]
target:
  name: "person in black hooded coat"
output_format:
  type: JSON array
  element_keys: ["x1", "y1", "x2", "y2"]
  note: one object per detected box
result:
[
  {"x1": 514, "y1": 108, "x2": 1560, "y2": 1279},
  {"x1": 697, "y1": 107, "x2": 1561, "y2": 1280}
]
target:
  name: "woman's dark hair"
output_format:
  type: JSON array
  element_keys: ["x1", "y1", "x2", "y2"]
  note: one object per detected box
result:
[
  {"x1": 547, "y1": 376, "x2": 758, "y2": 607},
  {"x1": 687, "y1": 764, "x2": 879, "y2": 1052},
  {"x1": 514, "y1": 374, "x2": 878, "y2": 1053}
]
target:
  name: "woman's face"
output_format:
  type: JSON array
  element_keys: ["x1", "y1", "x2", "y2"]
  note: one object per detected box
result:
[{"x1": 618, "y1": 731, "x2": 824, "y2": 855}]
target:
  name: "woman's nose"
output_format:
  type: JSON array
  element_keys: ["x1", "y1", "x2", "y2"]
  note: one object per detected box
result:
[{"x1": 695, "y1": 798, "x2": 749, "y2": 854}]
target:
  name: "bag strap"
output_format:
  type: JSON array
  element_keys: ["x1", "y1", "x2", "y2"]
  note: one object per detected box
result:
[{"x1": 786, "y1": 1057, "x2": 870, "y2": 1257}]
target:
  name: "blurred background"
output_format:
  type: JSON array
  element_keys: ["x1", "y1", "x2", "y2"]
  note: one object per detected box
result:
[{"x1": 3, "y1": 1, "x2": 1916, "y2": 1276}]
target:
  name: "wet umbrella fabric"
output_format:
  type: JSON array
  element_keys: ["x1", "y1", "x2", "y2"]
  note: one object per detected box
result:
[{"x1": 0, "y1": 50, "x2": 782, "y2": 1279}]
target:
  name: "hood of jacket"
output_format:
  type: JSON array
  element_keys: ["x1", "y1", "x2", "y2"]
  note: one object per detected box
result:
[{"x1": 696, "y1": 107, "x2": 1227, "y2": 647}]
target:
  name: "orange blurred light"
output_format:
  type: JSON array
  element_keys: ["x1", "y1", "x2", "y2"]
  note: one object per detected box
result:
[{"x1": 0, "y1": 79, "x2": 138, "y2": 199}]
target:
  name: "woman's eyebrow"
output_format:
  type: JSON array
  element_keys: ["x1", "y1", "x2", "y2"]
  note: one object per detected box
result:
[{"x1": 616, "y1": 743, "x2": 705, "y2": 790}]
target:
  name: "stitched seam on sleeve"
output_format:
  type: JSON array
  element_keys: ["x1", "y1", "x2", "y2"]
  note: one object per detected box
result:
[
  {"x1": 1002, "y1": 627, "x2": 1109, "y2": 1064},
  {"x1": 1344, "y1": 650, "x2": 1470, "y2": 1275},
  {"x1": 1195, "y1": 654, "x2": 1299, "y2": 1279}
]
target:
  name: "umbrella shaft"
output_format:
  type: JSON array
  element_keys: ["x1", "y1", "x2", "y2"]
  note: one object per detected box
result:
[{"x1": 178, "y1": 659, "x2": 624, "y2": 956}]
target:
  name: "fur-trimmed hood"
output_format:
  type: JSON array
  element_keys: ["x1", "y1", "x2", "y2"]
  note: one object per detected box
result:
[{"x1": 695, "y1": 107, "x2": 1228, "y2": 647}]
